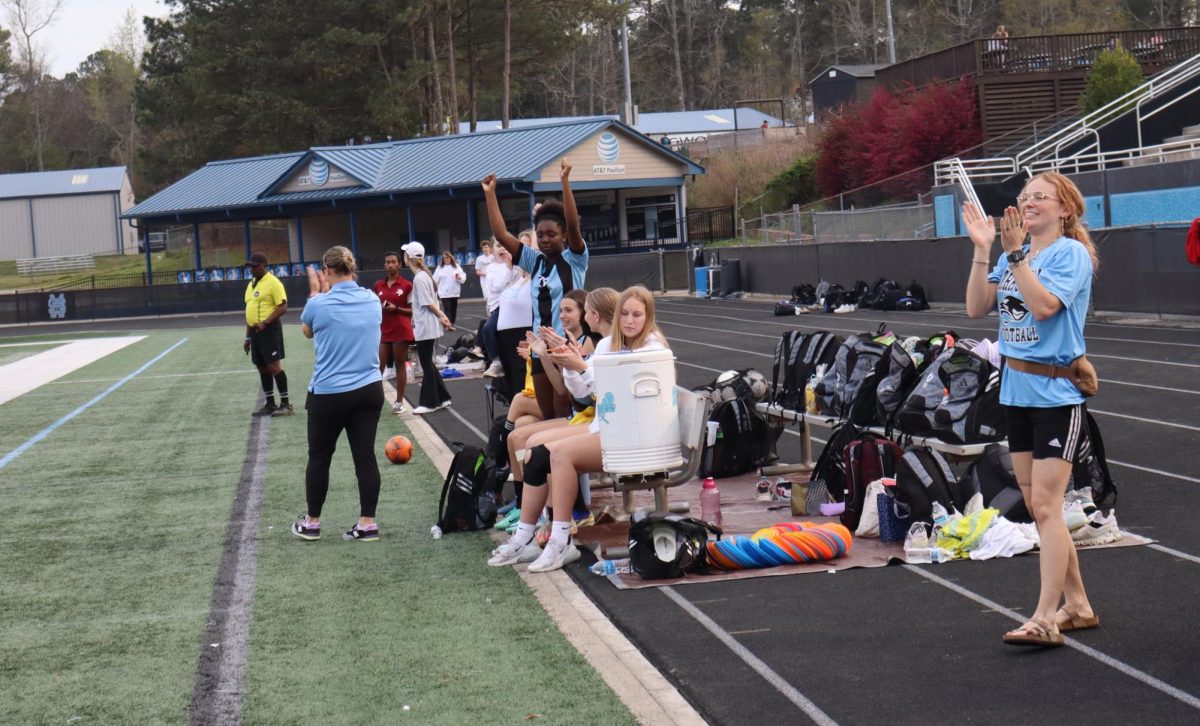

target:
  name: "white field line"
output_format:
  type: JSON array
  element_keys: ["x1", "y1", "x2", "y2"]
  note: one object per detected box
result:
[
  {"x1": 45, "y1": 369, "x2": 254, "y2": 385},
  {"x1": 0, "y1": 336, "x2": 146, "y2": 405}
]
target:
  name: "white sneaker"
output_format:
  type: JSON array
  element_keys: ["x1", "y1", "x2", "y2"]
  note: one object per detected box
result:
[
  {"x1": 436, "y1": 399, "x2": 453, "y2": 410},
  {"x1": 392, "y1": 401, "x2": 407, "y2": 414},
  {"x1": 834, "y1": 304, "x2": 855, "y2": 314},
  {"x1": 527, "y1": 538, "x2": 580, "y2": 573},
  {"x1": 1063, "y1": 500, "x2": 1088, "y2": 532},
  {"x1": 382, "y1": 367, "x2": 396, "y2": 381},
  {"x1": 1073, "y1": 511, "x2": 1121, "y2": 547},
  {"x1": 412, "y1": 405, "x2": 436, "y2": 415},
  {"x1": 487, "y1": 539, "x2": 542, "y2": 566},
  {"x1": 483, "y1": 360, "x2": 505, "y2": 378}
]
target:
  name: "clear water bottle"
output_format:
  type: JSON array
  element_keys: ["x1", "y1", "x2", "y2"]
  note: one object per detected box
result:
[
  {"x1": 905, "y1": 546, "x2": 954, "y2": 564},
  {"x1": 931, "y1": 502, "x2": 950, "y2": 529},
  {"x1": 700, "y1": 477, "x2": 722, "y2": 527},
  {"x1": 590, "y1": 558, "x2": 633, "y2": 576}
]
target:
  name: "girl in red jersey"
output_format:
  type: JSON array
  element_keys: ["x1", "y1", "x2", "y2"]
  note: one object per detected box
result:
[{"x1": 373, "y1": 251, "x2": 414, "y2": 414}]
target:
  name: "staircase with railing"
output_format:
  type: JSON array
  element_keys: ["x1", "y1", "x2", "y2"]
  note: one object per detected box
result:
[{"x1": 935, "y1": 51, "x2": 1200, "y2": 186}]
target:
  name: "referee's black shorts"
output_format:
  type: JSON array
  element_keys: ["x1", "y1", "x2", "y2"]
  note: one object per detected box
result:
[{"x1": 249, "y1": 323, "x2": 285, "y2": 366}]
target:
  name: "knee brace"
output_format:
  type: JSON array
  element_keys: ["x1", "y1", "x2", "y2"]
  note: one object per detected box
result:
[{"x1": 523, "y1": 444, "x2": 551, "y2": 486}]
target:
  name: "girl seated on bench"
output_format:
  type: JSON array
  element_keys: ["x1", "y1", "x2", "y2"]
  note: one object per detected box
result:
[
  {"x1": 489, "y1": 285, "x2": 668, "y2": 573},
  {"x1": 490, "y1": 287, "x2": 618, "y2": 557}
]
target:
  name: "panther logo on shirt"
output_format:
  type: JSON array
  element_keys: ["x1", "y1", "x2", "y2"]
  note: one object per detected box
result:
[
  {"x1": 999, "y1": 295, "x2": 1030, "y2": 323},
  {"x1": 536, "y1": 275, "x2": 550, "y2": 289}
]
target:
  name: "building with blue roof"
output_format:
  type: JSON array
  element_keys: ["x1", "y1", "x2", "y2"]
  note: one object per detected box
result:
[
  {"x1": 124, "y1": 118, "x2": 704, "y2": 273},
  {"x1": 0, "y1": 166, "x2": 137, "y2": 260}
]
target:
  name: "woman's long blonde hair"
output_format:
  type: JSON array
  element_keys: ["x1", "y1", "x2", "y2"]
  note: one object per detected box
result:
[
  {"x1": 610, "y1": 285, "x2": 668, "y2": 351},
  {"x1": 1029, "y1": 171, "x2": 1099, "y2": 271}
]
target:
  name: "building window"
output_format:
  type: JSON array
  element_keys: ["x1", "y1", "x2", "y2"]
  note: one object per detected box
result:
[{"x1": 625, "y1": 194, "x2": 677, "y2": 241}]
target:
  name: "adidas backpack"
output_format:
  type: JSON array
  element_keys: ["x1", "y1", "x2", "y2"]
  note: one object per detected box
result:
[
  {"x1": 435, "y1": 444, "x2": 499, "y2": 533},
  {"x1": 840, "y1": 433, "x2": 905, "y2": 531},
  {"x1": 808, "y1": 422, "x2": 862, "y2": 504},
  {"x1": 699, "y1": 398, "x2": 769, "y2": 479},
  {"x1": 893, "y1": 446, "x2": 961, "y2": 524},
  {"x1": 771, "y1": 330, "x2": 843, "y2": 411},
  {"x1": 895, "y1": 346, "x2": 1005, "y2": 444},
  {"x1": 814, "y1": 326, "x2": 891, "y2": 423}
]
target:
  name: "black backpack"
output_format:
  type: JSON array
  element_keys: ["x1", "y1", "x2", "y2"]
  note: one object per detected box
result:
[
  {"x1": 904, "y1": 280, "x2": 930, "y2": 310},
  {"x1": 791, "y1": 284, "x2": 817, "y2": 305},
  {"x1": 823, "y1": 283, "x2": 847, "y2": 312},
  {"x1": 841, "y1": 434, "x2": 905, "y2": 531},
  {"x1": 771, "y1": 330, "x2": 843, "y2": 411},
  {"x1": 774, "y1": 300, "x2": 805, "y2": 316},
  {"x1": 961, "y1": 444, "x2": 1029, "y2": 522},
  {"x1": 814, "y1": 327, "x2": 891, "y2": 422},
  {"x1": 1071, "y1": 409, "x2": 1117, "y2": 511},
  {"x1": 435, "y1": 444, "x2": 499, "y2": 533},
  {"x1": 896, "y1": 346, "x2": 1005, "y2": 444},
  {"x1": 849, "y1": 280, "x2": 871, "y2": 306},
  {"x1": 628, "y1": 512, "x2": 722, "y2": 579},
  {"x1": 876, "y1": 332, "x2": 958, "y2": 432},
  {"x1": 699, "y1": 398, "x2": 768, "y2": 478},
  {"x1": 893, "y1": 446, "x2": 960, "y2": 524},
  {"x1": 808, "y1": 422, "x2": 862, "y2": 503},
  {"x1": 864, "y1": 278, "x2": 901, "y2": 310}
]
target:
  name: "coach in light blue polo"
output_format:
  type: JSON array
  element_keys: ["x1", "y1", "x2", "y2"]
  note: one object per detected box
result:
[{"x1": 301, "y1": 269, "x2": 383, "y2": 395}]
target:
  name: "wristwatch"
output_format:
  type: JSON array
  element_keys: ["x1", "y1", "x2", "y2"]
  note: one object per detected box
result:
[{"x1": 1006, "y1": 248, "x2": 1027, "y2": 266}]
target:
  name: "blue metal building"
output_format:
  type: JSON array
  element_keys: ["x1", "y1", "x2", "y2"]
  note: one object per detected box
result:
[{"x1": 123, "y1": 118, "x2": 704, "y2": 274}]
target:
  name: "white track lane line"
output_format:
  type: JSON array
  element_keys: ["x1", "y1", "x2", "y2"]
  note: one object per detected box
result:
[
  {"x1": 661, "y1": 587, "x2": 841, "y2": 726},
  {"x1": 904, "y1": 565, "x2": 1200, "y2": 711},
  {"x1": 1147, "y1": 543, "x2": 1200, "y2": 565}
]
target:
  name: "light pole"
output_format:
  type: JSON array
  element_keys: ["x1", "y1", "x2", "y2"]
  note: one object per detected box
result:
[{"x1": 885, "y1": 0, "x2": 896, "y2": 64}]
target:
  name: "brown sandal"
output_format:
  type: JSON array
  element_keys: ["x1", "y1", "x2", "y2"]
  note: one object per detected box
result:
[
  {"x1": 1003, "y1": 618, "x2": 1064, "y2": 647},
  {"x1": 1056, "y1": 607, "x2": 1100, "y2": 632}
]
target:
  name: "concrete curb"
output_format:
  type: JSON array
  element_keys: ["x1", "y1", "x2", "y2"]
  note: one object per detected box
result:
[{"x1": 395, "y1": 391, "x2": 705, "y2": 726}]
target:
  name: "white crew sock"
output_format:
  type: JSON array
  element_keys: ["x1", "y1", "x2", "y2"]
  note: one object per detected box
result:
[{"x1": 512, "y1": 522, "x2": 536, "y2": 547}]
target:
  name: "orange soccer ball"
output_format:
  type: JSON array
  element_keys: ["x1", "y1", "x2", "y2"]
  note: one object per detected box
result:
[{"x1": 385, "y1": 435, "x2": 414, "y2": 464}]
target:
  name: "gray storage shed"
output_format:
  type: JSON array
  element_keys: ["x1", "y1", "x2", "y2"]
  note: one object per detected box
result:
[{"x1": 0, "y1": 166, "x2": 137, "y2": 260}]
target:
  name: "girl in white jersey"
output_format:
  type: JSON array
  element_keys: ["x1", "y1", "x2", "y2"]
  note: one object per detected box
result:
[
  {"x1": 490, "y1": 286, "x2": 668, "y2": 572},
  {"x1": 963, "y1": 171, "x2": 1103, "y2": 647}
]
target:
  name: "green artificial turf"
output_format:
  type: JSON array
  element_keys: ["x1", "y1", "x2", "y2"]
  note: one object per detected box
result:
[{"x1": 0, "y1": 324, "x2": 634, "y2": 725}]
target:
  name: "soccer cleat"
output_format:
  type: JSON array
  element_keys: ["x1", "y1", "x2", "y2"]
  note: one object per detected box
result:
[
  {"x1": 252, "y1": 401, "x2": 278, "y2": 417},
  {"x1": 1072, "y1": 511, "x2": 1121, "y2": 547},
  {"x1": 755, "y1": 477, "x2": 772, "y2": 502},
  {"x1": 527, "y1": 539, "x2": 581, "y2": 573},
  {"x1": 271, "y1": 403, "x2": 295, "y2": 417},
  {"x1": 494, "y1": 508, "x2": 522, "y2": 531},
  {"x1": 290, "y1": 516, "x2": 320, "y2": 541},
  {"x1": 487, "y1": 539, "x2": 542, "y2": 566},
  {"x1": 343, "y1": 523, "x2": 380, "y2": 541}
]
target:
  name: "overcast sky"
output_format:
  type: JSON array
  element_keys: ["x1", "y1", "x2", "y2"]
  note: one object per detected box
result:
[{"x1": 9, "y1": 0, "x2": 168, "y2": 77}]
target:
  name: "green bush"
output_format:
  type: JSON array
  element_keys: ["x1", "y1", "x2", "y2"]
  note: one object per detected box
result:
[
  {"x1": 1080, "y1": 48, "x2": 1144, "y2": 115},
  {"x1": 766, "y1": 154, "x2": 820, "y2": 208}
]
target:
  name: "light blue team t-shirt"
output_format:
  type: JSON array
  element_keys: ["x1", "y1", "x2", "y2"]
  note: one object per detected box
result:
[
  {"x1": 987, "y1": 237, "x2": 1092, "y2": 408},
  {"x1": 517, "y1": 244, "x2": 588, "y2": 336},
  {"x1": 300, "y1": 281, "x2": 383, "y2": 394}
]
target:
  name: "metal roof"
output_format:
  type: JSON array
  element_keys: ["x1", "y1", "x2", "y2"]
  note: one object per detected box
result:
[
  {"x1": 0, "y1": 166, "x2": 127, "y2": 200},
  {"x1": 126, "y1": 118, "x2": 702, "y2": 220},
  {"x1": 459, "y1": 109, "x2": 788, "y2": 136},
  {"x1": 808, "y1": 64, "x2": 886, "y2": 85}
]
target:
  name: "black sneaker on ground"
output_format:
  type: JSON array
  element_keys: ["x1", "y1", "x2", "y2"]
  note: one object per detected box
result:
[
  {"x1": 343, "y1": 523, "x2": 380, "y2": 541},
  {"x1": 271, "y1": 403, "x2": 295, "y2": 417},
  {"x1": 252, "y1": 401, "x2": 278, "y2": 417},
  {"x1": 291, "y1": 516, "x2": 321, "y2": 541}
]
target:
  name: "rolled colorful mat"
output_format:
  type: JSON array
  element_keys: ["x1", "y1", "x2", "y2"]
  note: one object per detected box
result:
[{"x1": 705, "y1": 522, "x2": 854, "y2": 570}]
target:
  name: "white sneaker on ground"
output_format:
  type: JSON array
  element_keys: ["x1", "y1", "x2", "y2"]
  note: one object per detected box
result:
[
  {"x1": 483, "y1": 360, "x2": 504, "y2": 378},
  {"x1": 527, "y1": 538, "x2": 580, "y2": 573},
  {"x1": 392, "y1": 401, "x2": 407, "y2": 414},
  {"x1": 382, "y1": 367, "x2": 396, "y2": 381},
  {"x1": 487, "y1": 539, "x2": 542, "y2": 566},
  {"x1": 411, "y1": 405, "x2": 436, "y2": 415},
  {"x1": 834, "y1": 304, "x2": 856, "y2": 314},
  {"x1": 1073, "y1": 511, "x2": 1121, "y2": 547},
  {"x1": 436, "y1": 399, "x2": 453, "y2": 410},
  {"x1": 1063, "y1": 500, "x2": 1088, "y2": 532}
]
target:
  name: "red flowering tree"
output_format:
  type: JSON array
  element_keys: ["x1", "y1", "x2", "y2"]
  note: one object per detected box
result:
[{"x1": 815, "y1": 78, "x2": 981, "y2": 202}]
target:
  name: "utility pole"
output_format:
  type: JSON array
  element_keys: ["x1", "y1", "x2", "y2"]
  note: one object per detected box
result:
[
  {"x1": 620, "y1": 9, "x2": 633, "y2": 124},
  {"x1": 885, "y1": 0, "x2": 896, "y2": 64}
]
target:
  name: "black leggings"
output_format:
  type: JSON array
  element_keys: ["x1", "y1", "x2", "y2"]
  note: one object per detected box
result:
[
  {"x1": 496, "y1": 326, "x2": 531, "y2": 398},
  {"x1": 305, "y1": 381, "x2": 384, "y2": 518},
  {"x1": 440, "y1": 297, "x2": 459, "y2": 325},
  {"x1": 416, "y1": 338, "x2": 451, "y2": 409}
]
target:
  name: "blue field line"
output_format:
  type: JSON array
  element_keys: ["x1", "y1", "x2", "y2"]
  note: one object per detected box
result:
[{"x1": 0, "y1": 337, "x2": 189, "y2": 471}]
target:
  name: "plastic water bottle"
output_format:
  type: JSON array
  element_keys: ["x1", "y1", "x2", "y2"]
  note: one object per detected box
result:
[
  {"x1": 700, "y1": 477, "x2": 722, "y2": 527},
  {"x1": 590, "y1": 558, "x2": 633, "y2": 576},
  {"x1": 931, "y1": 502, "x2": 950, "y2": 529},
  {"x1": 905, "y1": 546, "x2": 954, "y2": 564},
  {"x1": 430, "y1": 525, "x2": 443, "y2": 540}
]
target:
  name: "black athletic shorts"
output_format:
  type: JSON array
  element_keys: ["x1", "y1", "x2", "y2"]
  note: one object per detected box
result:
[
  {"x1": 1005, "y1": 404, "x2": 1086, "y2": 461},
  {"x1": 249, "y1": 323, "x2": 285, "y2": 366}
]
